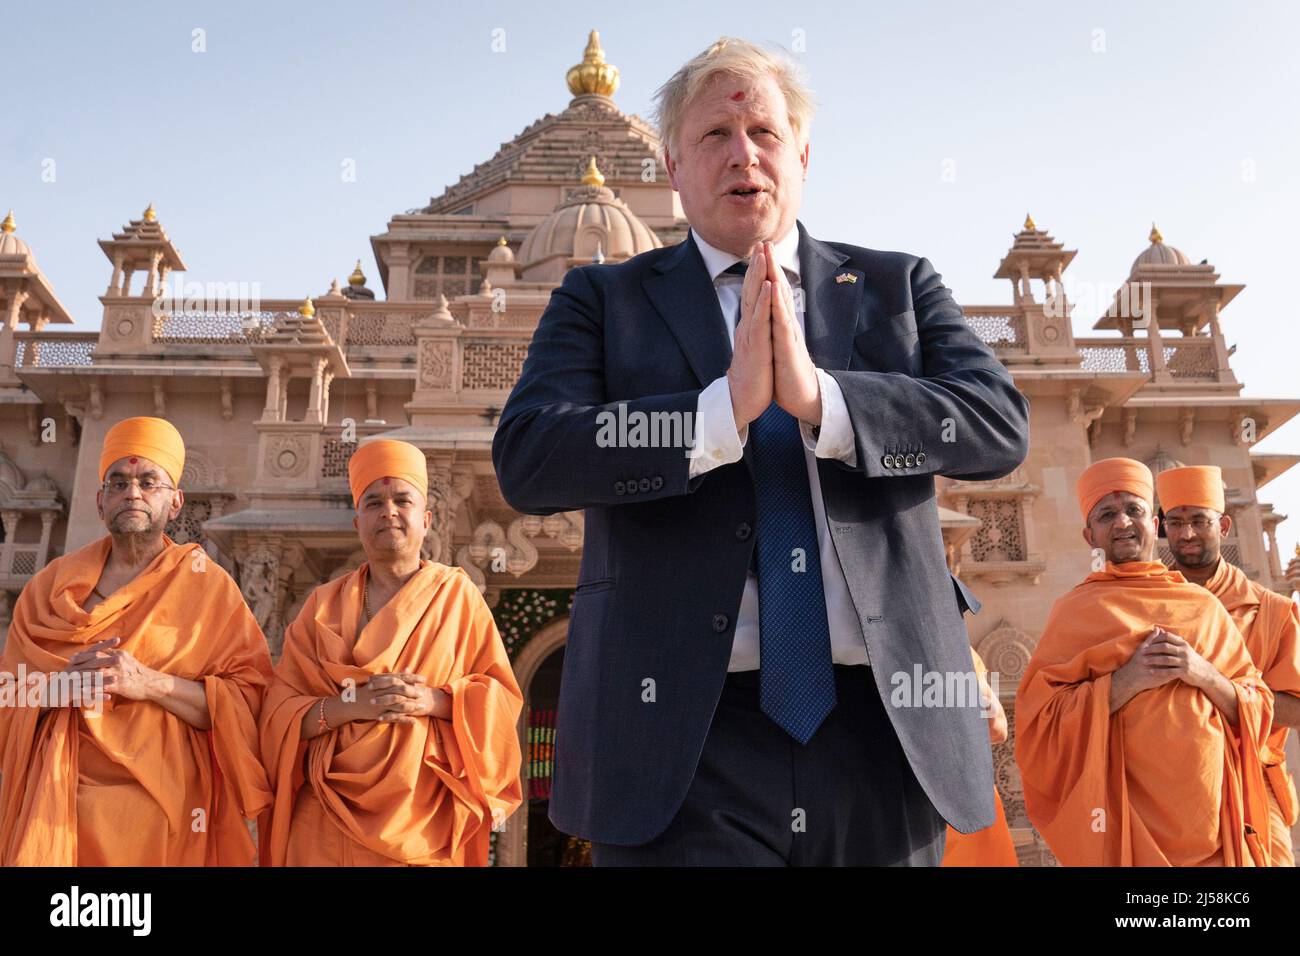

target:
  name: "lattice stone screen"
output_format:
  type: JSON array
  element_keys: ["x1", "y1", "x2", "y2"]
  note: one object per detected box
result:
[
  {"x1": 321, "y1": 439, "x2": 356, "y2": 478},
  {"x1": 345, "y1": 314, "x2": 418, "y2": 347},
  {"x1": 165, "y1": 498, "x2": 213, "y2": 547},
  {"x1": 461, "y1": 342, "x2": 529, "y2": 390},
  {"x1": 968, "y1": 497, "x2": 1026, "y2": 562},
  {"x1": 964, "y1": 311, "x2": 1027, "y2": 349},
  {"x1": 413, "y1": 255, "x2": 482, "y2": 300}
]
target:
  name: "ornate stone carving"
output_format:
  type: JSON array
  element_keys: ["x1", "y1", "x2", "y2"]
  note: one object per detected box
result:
[
  {"x1": 419, "y1": 340, "x2": 454, "y2": 389},
  {"x1": 266, "y1": 436, "x2": 308, "y2": 478},
  {"x1": 974, "y1": 619, "x2": 1034, "y2": 684},
  {"x1": 239, "y1": 545, "x2": 279, "y2": 633},
  {"x1": 104, "y1": 307, "x2": 138, "y2": 341}
]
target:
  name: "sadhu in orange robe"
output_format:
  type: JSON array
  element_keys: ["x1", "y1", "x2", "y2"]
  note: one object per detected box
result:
[
  {"x1": 1016, "y1": 560, "x2": 1273, "y2": 866},
  {"x1": 1204, "y1": 557, "x2": 1300, "y2": 865},
  {"x1": 258, "y1": 561, "x2": 523, "y2": 866},
  {"x1": 942, "y1": 649, "x2": 1018, "y2": 867},
  {"x1": 0, "y1": 536, "x2": 274, "y2": 865}
]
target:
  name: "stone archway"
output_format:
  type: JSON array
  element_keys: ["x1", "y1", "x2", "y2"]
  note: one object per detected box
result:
[{"x1": 496, "y1": 615, "x2": 569, "y2": 867}]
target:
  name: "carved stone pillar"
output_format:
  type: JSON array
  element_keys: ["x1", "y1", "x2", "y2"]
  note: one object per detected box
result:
[
  {"x1": 0, "y1": 511, "x2": 19, "y2": 576},
  {"x1": 263, "y1": 355, "x2": 284, "y2": 421},
  {"x1": 36, "y1": 511, "x2": 55, "y2": 571},
  {"x1": 305, "y1": 357, "x2": 327, "y2": 424}
]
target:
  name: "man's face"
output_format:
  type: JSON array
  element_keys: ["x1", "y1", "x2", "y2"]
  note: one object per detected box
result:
[
  {"x1": 352, "y1": 477, "x2": 431, "y2": 562},
  {"x1": 1163, "y1": 504, "x2": 1231, "y2": 570},
  {"x1": 1082, "y1": 491, "x2": 1158, "y2": 564},
  {"x1": 664, "y1": 70, "x2": 809, "y2": 257},
  {"x1": 96, "y1": 456, "x2": 182, "y2": 538}
]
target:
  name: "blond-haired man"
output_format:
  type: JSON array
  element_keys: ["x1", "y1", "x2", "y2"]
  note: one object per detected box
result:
[{"x1": 494, "y1": 37, "x2": 1028, "y2": 865}]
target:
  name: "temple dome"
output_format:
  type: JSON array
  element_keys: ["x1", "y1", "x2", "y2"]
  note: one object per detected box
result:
[
  {"x1": 0, "y1": 210, "x2": 33, "y2": 259},
  {"x1": 517, "y1": 157, "x2": 661, "y2": 282},
  {"x1": 1132, "y1": 222, "x2": 1190, "y2": 271}
]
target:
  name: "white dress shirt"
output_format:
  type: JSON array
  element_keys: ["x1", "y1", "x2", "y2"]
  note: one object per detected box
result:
[{"x1": 687, "y1": 225, "x2": 870, "y2": 671}]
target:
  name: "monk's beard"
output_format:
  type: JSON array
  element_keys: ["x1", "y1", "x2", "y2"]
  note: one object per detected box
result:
[
  {"x1": 1172, "y1": 539, "x2": 1218, "y2": 570},
  {"x1": 107, "y1": 505, "x2": 167, "y2": 557}
]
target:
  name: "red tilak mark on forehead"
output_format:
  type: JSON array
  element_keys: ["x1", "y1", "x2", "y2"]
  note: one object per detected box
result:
[
  {"x1": 129, "y1": 457, "x2": 138, "y2": 464},
  {"x1": 382, "y1": 477, "x2": 390, "y2": 484},
  {"x1": 730, "y1": 91, "x2": 745, "y2": 101}
]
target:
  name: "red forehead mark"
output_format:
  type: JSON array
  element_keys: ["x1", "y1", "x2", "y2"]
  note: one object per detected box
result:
[
  {"x1": 129, "y1": 457, "x2": 138, "y2": 464},
  {"x1": 730, "y1": 90, "x2": 745, "y2": 101},
  {"x1": 382, "y1": 477, "x2": 390, "y2": 484}
]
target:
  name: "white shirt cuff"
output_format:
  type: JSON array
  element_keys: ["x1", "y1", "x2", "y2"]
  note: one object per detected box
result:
[
  {"x1": 800, "y1": 369, "x2": 858, "y2": 466},
  {"x1": 689, "y1": 375, "x2": 747, "y2": 478}
]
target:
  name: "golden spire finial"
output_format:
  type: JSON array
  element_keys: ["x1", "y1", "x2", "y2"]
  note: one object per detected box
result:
[
  {"x1": 143, "y1": 202, "x2": 157, "y2": 223},
  {"x1": 1023, "y1": 212, "x2": 1036, "y2": 231},
  {"x1": 1, "y1": 210, "x2": 14, "y2": 234},
  {"x1": 1294, "y1": 542, "x2": 1300, "y2": 558},
  {"x1": 348, "y1": 259, "x2": 366, "y2": 286},
  {"x1": 566, "y1": 29, "x2": 620, "y2": 98},
  {"x1": 299, "y1": 297, "x2": 315, "y2": 318},
  {"x1": 1149, "y1": 222, "x2": 1163, "y2": 244},
  {"x1": 581, "y1": 155, "x2": 606, "y2": 187},
  {"x1": 497, "y1": 236, "x2": 508, "y2": 246}
]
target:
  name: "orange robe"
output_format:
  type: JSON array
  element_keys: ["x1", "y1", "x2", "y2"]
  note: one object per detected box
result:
[
  {"x1": 258, "y1": 561, "x2": 523, "y2": 866},
  {"x1": 942, "y1": 649, "x2": 1019, "y2": 866},
  {"x1": 1205, "y1": 558, "x2": 1300, "y2": 866},
  {"x1": 0, "y1": 535, "x2": 273, "y2": 866},
  {"x1": 1015, "y1": 560, "x2": 1273, "y2": 866}
]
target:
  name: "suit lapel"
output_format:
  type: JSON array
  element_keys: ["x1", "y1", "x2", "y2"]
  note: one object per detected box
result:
[
  {"x1": 797, "y1": 220, "x2": 863, "y2": 372},
  {"x1": 641, "y1": 232, "x2": 733, "y2": 389}
]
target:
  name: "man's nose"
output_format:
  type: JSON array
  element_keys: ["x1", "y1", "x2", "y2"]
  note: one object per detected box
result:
[{"x1": 728, "y1": 130, "x2": 761, "y2": 166}]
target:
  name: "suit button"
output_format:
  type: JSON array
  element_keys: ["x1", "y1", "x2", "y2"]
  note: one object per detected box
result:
[
  {"x1": 882, "y1": 454, "x2": 895, "y2": 469},
  {"x1": 650, "y1": 476, "x2": 663, "y2": 491},
  {"x1": 639, "y1": 477, "x2": 651, "y2": 493},
  {"x1": 614, "y1": 480, "x2": 625, "y2": 495},
  {"x1": 904, "y1": 453, "x2": 916, "y2": 468},
  {"x1": 735, "y1": 522, "x2": 752, "y2": 541},
  {"x1": 916, "y1": 451, "x2": 926, "y2": 466},
  {"x1": 712, "y1": 613, "x2": 729, "y2": 633}
]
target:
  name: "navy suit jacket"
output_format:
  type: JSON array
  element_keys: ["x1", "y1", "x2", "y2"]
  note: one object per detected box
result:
[{"x1": 492, "y1": 219, "x2": 1030, "y2": 844}]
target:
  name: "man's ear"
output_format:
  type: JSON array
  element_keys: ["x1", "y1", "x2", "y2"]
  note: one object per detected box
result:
[
  {"x1": 1082, "y1": 525, "x2": 1094, "y2": 548},
  {"x1": 664, "y1": 148, "x2": 679, "y2": 191},
  {"x1": 1219, "y1": 513, "x2": 1233, "y2": 538}
]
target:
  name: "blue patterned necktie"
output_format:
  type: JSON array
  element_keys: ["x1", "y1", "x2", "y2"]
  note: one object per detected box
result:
[{"x1": 723, "y1": 260, "x2": 836, "y2": 745}]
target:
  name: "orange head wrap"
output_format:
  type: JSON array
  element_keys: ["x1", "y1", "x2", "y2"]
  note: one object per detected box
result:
[
  {"x1": 348, "y1": 438, "x2": 428, "y2": 508},
  {"x1": 1155, "y1": 465, "x2": 1225, "y2": 515},
  {"x1": 99, "y1": 416, "x2": 186, "y2": 486},
  {"x1": 1076, "y1": 457, "x2": 1153, "y2": 523}
]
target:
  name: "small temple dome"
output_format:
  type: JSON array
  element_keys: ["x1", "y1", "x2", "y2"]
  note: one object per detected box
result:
[
  {"x1": 488, "y1": 236, "x2": 515, "y2": 263},
  {"x1": 0, "y1": 210, "x2": 33, "y2": 259},
  {"x1": 1132, "y1": 222, "x2": 1190, "y2": 271},
  {"x1": 25, "y1": 473, "x2": 58, "y2": 495},
  {"x1": 517, "y1": 157, "x2": 661, "y2": 282}
]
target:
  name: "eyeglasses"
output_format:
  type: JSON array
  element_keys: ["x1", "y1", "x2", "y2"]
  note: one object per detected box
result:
[
  {"x1": 1091, "y1": 504, "x2": 1150, "y2": 524},
  {"x1": 102, "y1": 477, "x2": 176, "y2": 496},
  {"x1": 1164, "y1": 517, "x2": 1216, "y2": 534}
]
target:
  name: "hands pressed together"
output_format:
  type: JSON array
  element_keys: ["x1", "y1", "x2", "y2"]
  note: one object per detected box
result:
[
  {"x1": 358, "y1": 672, "x2": 448, "y2": 725},
  {"x1": 726, "y1": 240, "x2": 823, "y2": 432},
  {"x1": 1110, "y1": 626, "x2": 1243, "y2": 726},
  {"x1": 1120, "y1": 627, "x2": 1219, "y2": 695},
  {"x1": 55, "y1": 636, "x2": 162, "y2": 707}
]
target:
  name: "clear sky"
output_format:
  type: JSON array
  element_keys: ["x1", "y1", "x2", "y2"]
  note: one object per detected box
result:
[{"x1": 6, "y1": 0, "x2": 1299, "y2": 565}]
